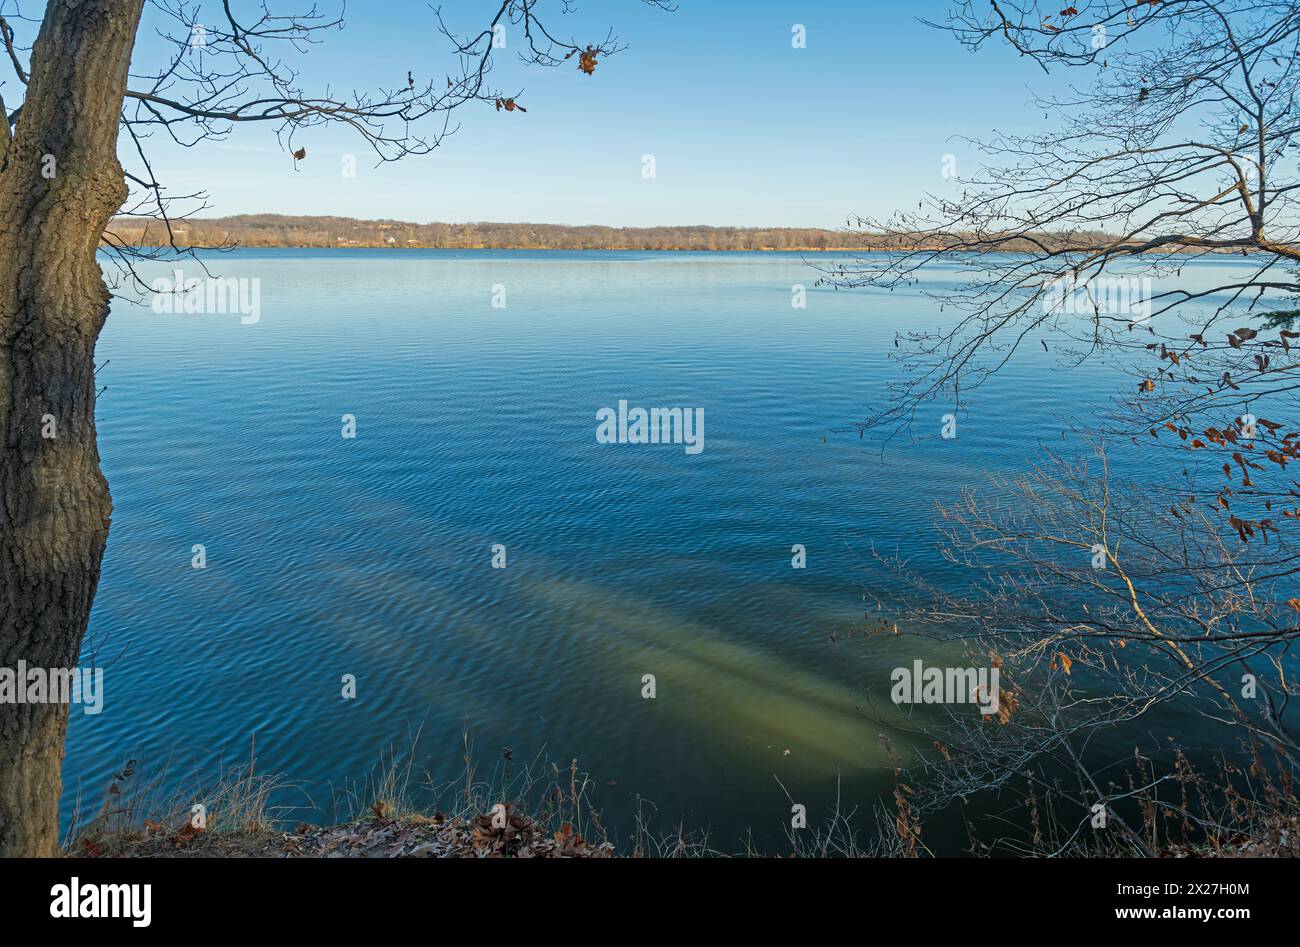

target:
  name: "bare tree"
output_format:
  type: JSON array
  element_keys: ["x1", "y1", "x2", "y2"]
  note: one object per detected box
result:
[
  {"x1": 824, "y1": 0, "x2": 1300, "y2": 429},
  {"x1": 0, "y1": 0, "x2": 670, "y2": 858},
  {"x1": 832, "y1": 1, "x2": 1300, "y2": 855},
  {"x1": 867, "y1": 442, "x2": 1300, "y2": 854}
]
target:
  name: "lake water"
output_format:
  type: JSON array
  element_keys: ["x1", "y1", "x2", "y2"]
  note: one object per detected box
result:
[{"x1": 62, "y1": 249, "x2": 1248, "y2": 852}]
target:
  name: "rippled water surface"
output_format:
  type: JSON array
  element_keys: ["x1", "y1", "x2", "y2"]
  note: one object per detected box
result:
[{"x1": 63, "y1": 250, "x2": 1251, "y2": 849}]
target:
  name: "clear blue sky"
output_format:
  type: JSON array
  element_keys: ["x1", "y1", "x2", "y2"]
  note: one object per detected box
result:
[{"x1": 128, "y1": 0, "x2": 1058, "y2": 228}]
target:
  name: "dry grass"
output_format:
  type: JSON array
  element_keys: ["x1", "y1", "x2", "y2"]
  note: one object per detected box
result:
[
  {"x1": 63, "y1": 732, "x2": 721, "y2": 858},
  {"x1": 63, "y1": 742, "x2": 299, "y2": 857},
  {"x1": 64, "y1": 730, "x2": 1298, "y2": 858}
]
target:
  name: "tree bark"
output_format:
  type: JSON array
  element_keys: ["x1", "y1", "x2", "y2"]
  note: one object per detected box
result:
[{"x1": 0, "y1": 0, "x2": 142, "y2": 857}]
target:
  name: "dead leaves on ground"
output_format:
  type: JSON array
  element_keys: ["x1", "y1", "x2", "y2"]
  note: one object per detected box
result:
[
  {"x1": 272, "y1": 808, "x2": 613, "y2": 859},
  {"x1": 79, "y1": 805, "x2": 616, "y2": 858}
]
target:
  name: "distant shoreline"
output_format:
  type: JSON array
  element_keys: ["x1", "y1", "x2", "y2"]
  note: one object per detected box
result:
[
  {"x1": 105, "y1": 214, "x2": 901, "y2": 252},
  {"x1": 105, "y1": 213, "x2": 1192, "y2": 254}
]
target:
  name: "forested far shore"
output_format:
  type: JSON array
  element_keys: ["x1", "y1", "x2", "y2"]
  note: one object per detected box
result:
[{"x1": 103, "y1": 214, "x2": 1213, "y2": 253}]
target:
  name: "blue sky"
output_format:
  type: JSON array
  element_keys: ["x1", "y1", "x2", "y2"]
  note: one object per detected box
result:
[{"x1": 126, "y1": 0, "x2": 1060, "y2": 227}]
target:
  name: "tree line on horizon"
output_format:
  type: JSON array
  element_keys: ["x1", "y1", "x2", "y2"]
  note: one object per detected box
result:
[{"x1": 106, "y1": 214, "x2": 1139, "y2": 252}]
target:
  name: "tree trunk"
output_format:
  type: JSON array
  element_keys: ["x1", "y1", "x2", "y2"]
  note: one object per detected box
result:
[{"x1": 0, "y1": 0, "x2": 142, "y2": 857}]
